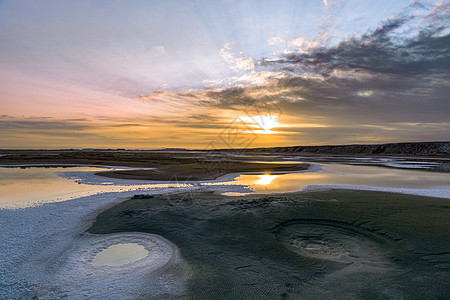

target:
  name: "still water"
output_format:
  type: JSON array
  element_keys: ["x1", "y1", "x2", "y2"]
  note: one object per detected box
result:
[
  {"x1": 0, "y1": 167, "x2": 191, "y2": 208},
  {"x1": 90, "y1": 243, "x2": 149, "y2": 266},
  {"x1": 230, "y1": 164, "x2": 450, "y2": 194},
  {"x1": 1, "y1": 163, "x2": 450, "y2": 208}
]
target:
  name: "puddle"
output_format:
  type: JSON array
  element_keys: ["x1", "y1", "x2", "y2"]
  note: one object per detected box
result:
[{"x1": 91, "y1": 243, "x2": 149, "y2": 266}]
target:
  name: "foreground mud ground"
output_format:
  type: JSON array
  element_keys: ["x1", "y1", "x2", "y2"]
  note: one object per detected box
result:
[{"x1": 89, "y1": 189, "x2": 450, "y2": 299}]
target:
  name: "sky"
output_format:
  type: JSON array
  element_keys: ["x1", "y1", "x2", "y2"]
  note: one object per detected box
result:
[{"x1": 0, "y1": 0, "x2": 449, "y2": 149}]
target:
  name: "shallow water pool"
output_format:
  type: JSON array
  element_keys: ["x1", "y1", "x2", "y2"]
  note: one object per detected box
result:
[
  {"x1": 221, "y1": 163, "x2": 450, "y2": 197},
  {"x1": 0, "y1": 167, "x2": 193, "y2": 208}
]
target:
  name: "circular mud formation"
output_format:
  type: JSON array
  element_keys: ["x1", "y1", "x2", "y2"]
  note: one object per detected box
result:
[
  {"x1": 275, "y1": 220, "x2": 391, "y2": 269},
  {"x1": 65, "y1": 233, "x2": 174, "y2": 274},
  {"x1": 274, "y1": 219, "x2": 408, "y2": 298},
  {"x1": 38, "y1": 232, "x2": 191, "y2": 299}
]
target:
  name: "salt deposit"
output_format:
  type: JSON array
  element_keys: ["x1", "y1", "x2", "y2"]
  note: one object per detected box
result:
[{"x1": 0, "y1": 188, "x2": 193, "y2": 299}]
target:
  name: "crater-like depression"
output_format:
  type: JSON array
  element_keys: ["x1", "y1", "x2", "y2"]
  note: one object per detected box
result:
[
  {"x1": 62, "y1": 232, "x2": 174, "y2": 274},
  {"x1": 34, "y1": 232, "x2": 190, "y2": 299},
  {"x1": 275, "y1": 220, "x2": 392, "y2": 271}
]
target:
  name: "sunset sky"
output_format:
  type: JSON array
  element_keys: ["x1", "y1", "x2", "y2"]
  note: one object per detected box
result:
[{"x1": 1, "y1": 0, "x2": 449, "y2": 149}]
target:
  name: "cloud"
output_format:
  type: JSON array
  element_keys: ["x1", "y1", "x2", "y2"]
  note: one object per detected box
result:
[
  {"x1": 0, "y1": 116, "x2": 103, "y2": 148},
  {"x1": 219, "y1": 43, "x2": 255, "y2": 71},
  {"x1": 267, "y1": 35, "x2": 284, "y2": 46},
  {"x1": 286, "y1": 30, "x2": 333, "y2": 53},
  {"x1": 152, "y1": 45, "x2": 165, "y2": 53},
  {"x1": 0, "y1": 116, "x2": 90, "y2": 131},
  {"x1": 136, "y1": 5, "x2": 450, "y2": 128},
  {"x1": 322, "y1": 0, "x2": 340, "y2": 9},
  {"x1": 177, "y1": 4, "x2": 450, "y2": 145},
  {"x1": 203, "y1": 71, "x2": 287, "y2": 88},
  {"x1": 65, "y1": 2, "x2": 450, "y2": 147},
  {"x1": 355, "y1": 90, "x2": 374, "y2": 97},
  {"x1": 263, "y1": 12, "x2": 450, "y2": 79},
  {"x1": 425, "y1": 0, "x2": 450, "y2": 22},
  {"x1": 0, "y1": 114, "x2": 239, "y2": 149}
]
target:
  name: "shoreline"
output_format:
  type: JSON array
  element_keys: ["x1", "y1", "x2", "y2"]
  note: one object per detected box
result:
[{"x1": 1, "y1": 151, "x2": 449, "y2": 180}]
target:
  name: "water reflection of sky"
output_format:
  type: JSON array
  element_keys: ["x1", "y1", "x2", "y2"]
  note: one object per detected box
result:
[
  {"x1": 2, "y1": 163, "x2": 450, "y2": 208},
  {"x1": 231, "y1": 164, "x2": 450, "y2": 194},
  {"x1": 0, "y1": 167, "x2": 192, "y2": 208}
]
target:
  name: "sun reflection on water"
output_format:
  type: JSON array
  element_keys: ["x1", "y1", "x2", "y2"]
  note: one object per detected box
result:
[
  {"x1": 230, "y1": 164, "x2": 450, "y2": 195},
  {"x1": 254, "y1": 174, "x2": 278, "y2": 185}
]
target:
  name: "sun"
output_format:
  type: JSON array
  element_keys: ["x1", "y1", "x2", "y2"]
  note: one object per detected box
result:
[
  {"x1": 255, "y1": 115, "x2": 280, "y2": 131},
  {"x1": 240, "y1": 114, "x2": 283, "y2": 134}
]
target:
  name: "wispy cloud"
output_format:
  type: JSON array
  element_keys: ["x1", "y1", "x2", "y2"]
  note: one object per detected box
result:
[
  {"x1": 152, "y1": 45, "x2": 165, "y2": 53},
  {"x1": 425, "y1": 0, "x2": 450, "y2": 22},
  {"x1": 219, "y1": 43, "x2": 255, "y2": 71},
  {"x1": 0, "y1": 116, "x2": 90, "y2": 131},
  {"x1": 267, "y1": 35, "x2": 284, "y2": 46}
]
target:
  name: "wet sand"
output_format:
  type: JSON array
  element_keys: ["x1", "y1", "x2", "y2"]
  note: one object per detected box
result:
[{"x1": 88, "y1": 189, "x2": 450, "y2": 299}]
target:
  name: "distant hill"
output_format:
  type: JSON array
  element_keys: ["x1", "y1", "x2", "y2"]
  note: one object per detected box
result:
[{"x1": 243, "y1": 141, "x2": 450, "y2": 156}]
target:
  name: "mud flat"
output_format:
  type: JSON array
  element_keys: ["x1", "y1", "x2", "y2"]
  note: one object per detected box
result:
[
  {"x1": 0, "y1": 151, "x2": 310, "y2": 180},
  {"x1": 95, "y1": 162, "x2": 309, "y2": 181},
  {"x1": 89, "y1": 190, "x2": 450, "y2": 299}
]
